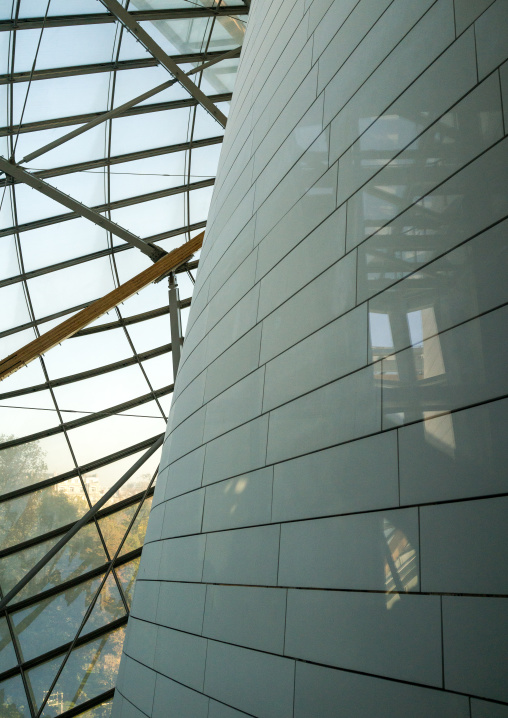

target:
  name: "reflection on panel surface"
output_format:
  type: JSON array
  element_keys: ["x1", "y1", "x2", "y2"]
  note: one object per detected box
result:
[{"x1": 0, "y1": 0, "x2": 246, "y2": 715}]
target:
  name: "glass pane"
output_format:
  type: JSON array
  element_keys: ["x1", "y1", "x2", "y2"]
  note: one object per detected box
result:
[
  {"x1": 76, "y1": 698, "x2": 113, "y2": 718},
  {"x1": 0, "y1": 390, "x2": 61, "y2": 440},
  {"x1": 26, "y1": 626, "x2": 126, "y2": 717},
  {"x1": 42, "y1": 329, "x2": 133, "y2": 379},
  {"x1": 115, "y1": 559, "x2": 140, "y2": 608},
  {"x1": 0, "y1": 480, "x2": 89, "y2": 551},
  {"x1": 0, "y1": 523, "x2": 108, "y2": 602},
  {"x1": 12, "y1": 573, "x2": 125, "y2": 663},
  {"x1": 98, "y1": 495, "x2": 152, "y2": 557},
  {"x1": 0, "y1": 617, "x2": 17, "y2": 674},
  {"x1": 0, "y1": 674, "x2": 30, "y2": 718},
  {"x1": 0, "y1": 434, "x2": 74, "y2": 497}
]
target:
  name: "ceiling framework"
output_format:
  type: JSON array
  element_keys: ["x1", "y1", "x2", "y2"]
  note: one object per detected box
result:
[{"x1": 0, "y1": 2, "x2": 248, "y2": 716}]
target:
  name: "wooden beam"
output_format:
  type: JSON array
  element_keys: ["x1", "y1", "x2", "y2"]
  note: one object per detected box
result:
[{"x1": 0, "y1": 232, "x2": 204, "y2": 383}]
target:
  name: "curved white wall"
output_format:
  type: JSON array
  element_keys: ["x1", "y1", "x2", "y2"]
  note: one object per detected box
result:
[{"x1": 114, "y1": 0, "x2": 508, "y2": 716}]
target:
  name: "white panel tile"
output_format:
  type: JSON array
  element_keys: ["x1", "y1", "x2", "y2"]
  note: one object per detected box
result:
[
  {"x1": 259, "y1": 251, "x2": 357, "y2": 365},
  {"x1": 285, "y1": 589, "x2": 442, "y2": 686},
  {"x1": 263, "y1": 304, "x2": 367, "y2": 412},
  {"x1": 156, "y1": 581, "x2": 206, "y2": 635},
  {"x1": 311, "y1": 0, "x2": 363, "y2": 59},
  {"x1": 443, "y1": 596, "x2": 508, "y2": 702},
  {"x1": 154, "y1": 625, "x2": 207, "y2": 691},
  {"x1": 399, "y1": 398, "x2": 508, "y2": 504},
  {"x1": 328, "y1": 0, "x2": 455, "y2": 159},
  {"x1": 152, "y1": 674, "x2": 209, "y2": 718},
  {"x1": 382, "y1": 305, "x2": 508, "y2": 428},
  {"x1": 357, "y1": 137, "x2": 508, "y2": 303},
  {"x1": 161, "y1": 488, "x2": 205, "y2": 539},
  {"x1": 203, "y1": 585, "x2": 286, "y2": 654},
  {"x1": 204, "y1": 325, "x2": 262, "y2": 404},
  {"x1": 158, "y1": 535, "x2": 206, "y2": 582},
  {"x1": 164, "y1": 406, "x2": 206, "y2": 463},
  {"x1": 202, "y1": 368, "x2": 265, "y2": 444},
  {"x1": 130, "y1": 580, "x2": 160, "y2": 623},
  {"x1": 253, "y1": 65, "x2": 319, "y2": 182},
  {"x1": 168, "y1": 371, "x2": 207, "y2": 433},
  {"x1": 205, "y1": 249, "x2": 258, "y2": 333},
  {"x1": 475, "y1": 0, "x2": 508, "y2": 78},
  {"x1": 202, "y1": 524, "x2": 280, "y2": 585},
  {"x1": 257, "y1": 205, "x2": 346, "y2": 321},
  {"x1": 420, "y1": 497, "x2": 508, "y2": 594},
  {"x1": 208, "y1": 701, "x2": 249, "y2": 718},
  {"x1": 207, "y1": 217, "x2": 255, "y2": 301},
  {"x1": 454, "y1": 0, "x2": 496, "y2": 34},
  {"x1": 255, "y1": 164, "x2": 338, "y2": 274},
  {"x1": 471, "y1": 698, "x2": 508, "y2": 718},
  {"x1": 118, "y1": 655, "x2": 156, "y2": 717},
  {"x1": 124, "y1": 618, "x2": 157, "y2": 669},
  {"x1": 317, "y1": 0, "x2": 400, "y2": 92},
  {"x1": 368, "y1": 218, "x2": 508, "y2": 361},
  {"x1": 266, "y1": 365, "x2": 382, "y2": 464},
  {"x1": 202, "y1": 467, "x2": 273, "y2": 532},
  {"x1": 164, "y1": 446, "x2": 205, "y2": 501},
  {"x1": 143, "y1": 502, "x2": 164, "y2": 544},
  {"x1": 343, "y1": 72, "x2": 503, "y2": 242},
  {"x1": 294, "y1": 662, "x2": 469, "y2": 718},
  {"x1": 137, "y1": 541, "x2": 162, "y2": 581},
  {"x1": 278, "y1": 508, "x2": 419, "y2": 592},
  {"x1": 205, "y1": 284, "x2": 260, "y2": 366},
  {"x1": 202, "y1": 414, "x2": 269, "y2": 486},
  {"x1": 204, "y1": 640, "x2": 295, "y2": 718},
  {"x1": 255, "y1": 130, "x2": 332, "y2": 242},
  {"x1": 272, "y1": 431, "x2": 399, "y2": 522}
]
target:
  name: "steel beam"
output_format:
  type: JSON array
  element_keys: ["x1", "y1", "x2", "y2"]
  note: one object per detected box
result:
[
  {"x1": 99, "y1": 0, "x2": 227, "y2": 127},
  {"x1": 168, "y1": 273, "x2": 182, "y2": 377},
  {"x1": 0, "y1": 92, "x2": 231, "y2": 137},
  {"x1": 20, "y1": 48, "x2": 239, "y2": 165},
  {"x1": 0, "y1": 177, "x2": 214, "y2": 238},
  {"x1": 0, "y1": 136, "x2": 222, "y2": 186},
  {"x1": 0, "y1": 157, "x2": 166, "y2": 261},
  {"x1": 0, "y1": 49, "x2": 228, "y2": 85},
  {"x1": 0, "y1": 232, "x2": 203, "y2": 382},
  {"x1": 0, "y1": 6, "x2": 248, "y2": 31}
]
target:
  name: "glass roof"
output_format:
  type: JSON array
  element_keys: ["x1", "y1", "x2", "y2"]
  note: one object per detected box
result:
[{"x1": 0, "y1": 1, "x2": 248, "y2": 716}]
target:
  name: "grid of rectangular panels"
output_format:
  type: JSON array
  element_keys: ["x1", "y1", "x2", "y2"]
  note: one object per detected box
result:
[{"x1": 0, "y1": 1, "x2": 248, "y2": 716}]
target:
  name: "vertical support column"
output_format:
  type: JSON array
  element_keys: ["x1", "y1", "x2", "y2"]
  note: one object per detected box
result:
[{"x1": 168, "y1": 272, "x2": 182, "y2": 378}]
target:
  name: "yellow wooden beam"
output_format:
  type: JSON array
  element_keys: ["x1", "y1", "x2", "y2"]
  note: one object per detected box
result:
[{"x1": 0, "y1": 232, "x2": 204, "y2": 383}]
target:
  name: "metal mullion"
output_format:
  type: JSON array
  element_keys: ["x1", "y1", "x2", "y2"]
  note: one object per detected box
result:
[
  {"x1": 0, "y1": 440, "x2": 159, "y2": 506},
  {"x1": 34, "y1": 467, "x2": 157, "y2": 718},
  {"x1": 8, "y1": 546, "x2": 144, "y2": 615},
  {"x1": 0, "y1": 6, "x2": 248, "y2": 31},
  {"x1": 0, "y1": 435, "x2": 163, "y2": 612},
  {"x1": 0, "y1": 343, "x2": 172, "y2": 399},
  {"x1": 0, "y1": 49, "x2": 230, "y2": 85},
  {"x1": 103, "y1": 21, "x2": 169, "y2": 431},
  {"x1": 0, "y1": 177, "x2": 214, "y2": 239},
  {"x1": 0, "y1": 92, "x2": 232, "y2": 136},
  {"x1": 0, "y1": 136, "x2": 223, "y2": 186},
  {"x1": 50, "y1": 688, "x2": 114, "y2": 718},
  {"x1": 4, "y1": 10, "x2": 37, "y2": 715},
  {"x1": 99, "y1": 0, "x2": 227, "y2": 127}
]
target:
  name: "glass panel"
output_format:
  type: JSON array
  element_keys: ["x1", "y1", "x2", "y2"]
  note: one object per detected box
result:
[
  {"x1": 0, "y1": 480, "x2": 89, "y2": 551},
  {"x1": 0, "y1": 674, "x2": 30, "y2": 718},
  {"x1": 0, "y1": 523, "x2": 108, "y2": 602},
  {"x1": 20, "y1": 219, "x2": 110, "y2": 273},
  {"x1": 19, "y1": 1, "x2": 109, "y2": 18},
  {"x1": 54, "y1": 364, "x2": 153, "y2": 417},
  {"x1": 0, "y1": 434, "x2": 74, "y2": 497},
  {"x1": 123, "y1": 314, "x2": 172, "y2": 354},
  {"x1": 110, "y1": 192, "x2": 186, "y2": 238},
  {"x1": 16, "y1": 124, "x2": 108, "y2": 173},
  {"x1": 0, "y1": 285, "x2": 31, "y2": 333},
  {"x1": 110, "y1": 107, "x2": 192, "y2": 156},
  {"x1": 139, "y1": 17, "x2": 212, "y2": 55},
  {"x1": 142, "y1": 355, "x2": 174, "y2": 391},
  {"x1": 0, "y1": 617, "x2": 17, "y2": 674},
  {"x1": 109, "y1": 150, "x2": 189, "y2": 202},
  {"x1": 115, "y1": 559, "x2": 140, "y2": 607},
  {"x1": 12, "y1": 573, "x2": 125, "y2": 663},
  {"x1": 112, "y1": 65, "x2": 189, "y2": 109},
  {"x1": 27, "y1": 257, "x2": 116, "y2": 319},
  {"x1": 42, "y1": 329, "x2": 133, "y2": 379},
  {"x1": 26, "y1": 626, "x2": 126, "y2": 717},
  {"x1": 0, "y1": 390, "x2": 61, "y2": 439},
  {"x1": 0, "y1": 236, "x2": 20, "y2": 282},
  {"x1": 98, "y1": 495, "x2": 152, "y2": 556}
]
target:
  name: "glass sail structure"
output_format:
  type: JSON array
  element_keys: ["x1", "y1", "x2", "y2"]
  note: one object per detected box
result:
[{"x1": 0, "y1": 1, "x2": 248, "y2": 716}]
